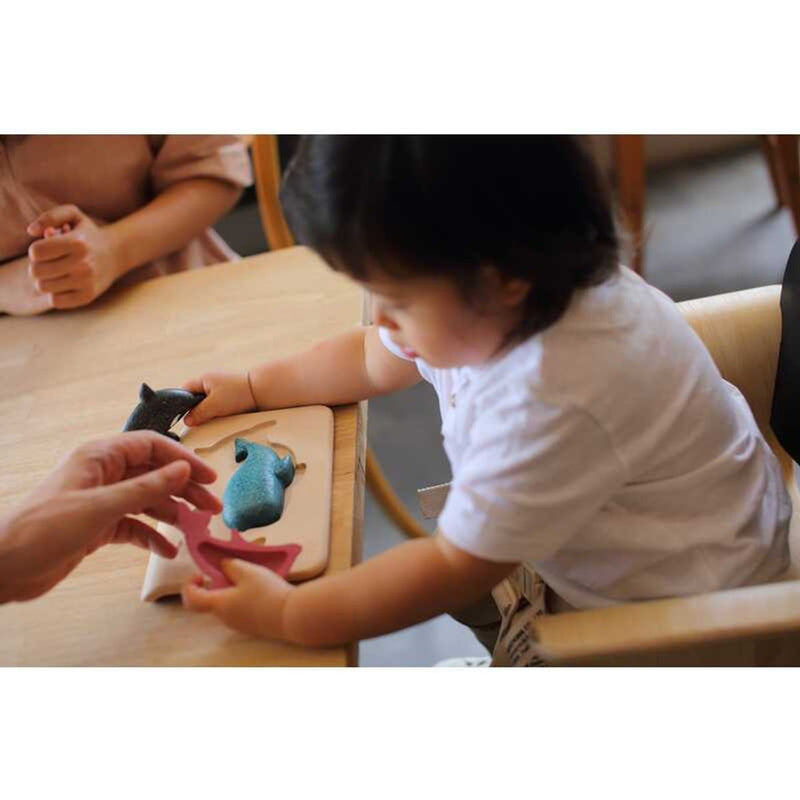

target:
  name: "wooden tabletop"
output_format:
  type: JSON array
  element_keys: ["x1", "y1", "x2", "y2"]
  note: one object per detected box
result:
[{"x1": 0, "y1": 247, "x2": 367, "y2": 666}]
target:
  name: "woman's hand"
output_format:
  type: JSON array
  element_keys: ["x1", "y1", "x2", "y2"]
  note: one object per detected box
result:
[
  {"x1": 27, "y1": 205, "x2": 124, "y2": 310},
  {"x1": 0, "y1": 431, "x2": 223, "y2": 603},
  {"x1": 182, "y1": 559, "x2": 293, "y2": 641},
  {"x1": 182, "y1": 371, "x2": 257, "y2": 426},
  {"x1": 0, "y1": 255, "x2": 52, "y2": 316}
]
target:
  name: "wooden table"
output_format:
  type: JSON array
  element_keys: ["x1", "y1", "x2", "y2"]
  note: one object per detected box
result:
[{"x1": 0, "y1": 247, "x2": 367, "y2": 666}]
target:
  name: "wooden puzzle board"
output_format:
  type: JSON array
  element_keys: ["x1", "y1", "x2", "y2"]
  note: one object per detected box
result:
[{"x1": 141, "y1": 405, "x2": 334, "y2": 601}]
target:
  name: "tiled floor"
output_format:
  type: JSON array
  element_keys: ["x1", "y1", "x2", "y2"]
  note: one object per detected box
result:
[{"x1": 216, "y1": 144, "x2": 798, "y2": 666}]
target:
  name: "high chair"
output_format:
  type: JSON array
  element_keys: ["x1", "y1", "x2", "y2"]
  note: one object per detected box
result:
[
  {"x1": 526, "y1": 277, "x2": 800, "y2": 665},
  {"x1": 247, "y1": 135, "x2": 430, "y2": 541}
]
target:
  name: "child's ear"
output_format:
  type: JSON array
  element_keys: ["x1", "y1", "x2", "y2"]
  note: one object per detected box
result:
[
  {"x1": 481, "y1": 266, "x2": 530, "y2": 307},
  {"x1": 500, "y1": 277, "x2": 531, "y2": 307}
]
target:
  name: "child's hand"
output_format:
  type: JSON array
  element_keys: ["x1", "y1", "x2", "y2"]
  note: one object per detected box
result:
[
  {"x1": 181, "y1": 559, "x2": 293, "y2": 641},
  {"x1": 27, "y1": 205, "x2": 123, "y2": 310},
  {"x1": 182, "y1": 372, "x2": 257, "y2": 426}
]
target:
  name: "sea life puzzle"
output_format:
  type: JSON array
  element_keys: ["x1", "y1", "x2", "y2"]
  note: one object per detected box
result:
[{"x1": 140, "y1": 406, "x2": 334, "y2": 601}]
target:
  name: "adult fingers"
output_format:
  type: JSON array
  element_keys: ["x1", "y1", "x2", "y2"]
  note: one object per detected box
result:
[
  {"x1": 140, "y1": 488, "x2": 221, "y2": 527},
  {"x1": 89, "y1": 461, "x2": 192, "y2": 522},
  {"x1": 111, "y1": 517, "x2": 179, "y2": 558},
  {"x1": 49, "y1": 289, "x2": 93, "y2": 310},
  {"x1": 116, "y1": 467, "x2": 221, "y2": 515},
  {"x1": 27, "y1": 205, "x2": 85, "y2": 238},
  {"x1": 116, "y1": 431, "x2": 218, "y2": 484},
  {"x1": 28, "y1": 231, "x2": 86, "y2": 263},
  {"x1": 28, "y1": 254, "x2": 79, "y2": 282},
  {"x1": 35, "y1": 269, "x2": 90, "y2": 295},
  {"x1": 44, "y1": 223, "x2": 72, "y2": 237},
  {"x1": 140, "y1": 497, "x2": 183, "y2": 526},
  {"x1": 66, "y1": 431, "x2": 218, "y2": 491},
  {"x1": 175, "y1": 481, "x2": 223, "y2": 513}
]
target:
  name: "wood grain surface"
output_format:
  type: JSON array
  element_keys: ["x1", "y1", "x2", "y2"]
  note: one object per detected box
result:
[{"x1": 0, "y1": 247, "x2": 366, "y2": 666}]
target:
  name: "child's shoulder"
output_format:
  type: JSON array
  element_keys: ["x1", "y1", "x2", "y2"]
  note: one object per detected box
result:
[{"x1": 472, "y1": 266, "x2": 711, "y2": 413}]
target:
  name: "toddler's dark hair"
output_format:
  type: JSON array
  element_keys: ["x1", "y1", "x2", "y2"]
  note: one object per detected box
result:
[{"x1": 280, "y1": 135, "x2": 619, "y2": 341}]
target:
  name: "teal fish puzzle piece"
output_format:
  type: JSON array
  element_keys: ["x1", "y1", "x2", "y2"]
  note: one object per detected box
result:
[{"x1": 222, "y1": 439, "x2": 296, "y2": 531}]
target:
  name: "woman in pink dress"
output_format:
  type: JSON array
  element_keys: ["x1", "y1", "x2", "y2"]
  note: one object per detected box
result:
[{"x1": 0, "y1": 135, "x2": 252, "y2": 315}]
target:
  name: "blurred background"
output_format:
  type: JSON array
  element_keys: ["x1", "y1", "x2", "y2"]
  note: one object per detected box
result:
[{"x1": 216, "y1": 135, "x2": 800, "y2": 666}]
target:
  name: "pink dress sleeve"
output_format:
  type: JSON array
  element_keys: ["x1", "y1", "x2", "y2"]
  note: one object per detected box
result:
[
  {"x1": 148, "y1": 135, "x2": 253, "y2": 194},
  {"x1": 117, "y1": 135, "x2": 255, "y2": 287}
]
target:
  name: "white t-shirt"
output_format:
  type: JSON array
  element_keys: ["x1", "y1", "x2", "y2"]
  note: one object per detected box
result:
[{"x1": 378, "y1": 266, "x2": 792, "y2": 609}]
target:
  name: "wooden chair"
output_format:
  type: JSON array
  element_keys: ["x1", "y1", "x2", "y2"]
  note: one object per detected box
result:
[
  {"x1": 762, "y1": 136, "x2": 800, "y2": 232},
  {"x1": 248, "y1": 135, "x2": 429, "y2": 541},
  {"x1": 527, "y1": 282, "x2": 800, "y2": 665},
  {"x1": 250, "y1": 136, "x2": 294, "y2": 251},
  {"x1": 613, "y1": 135, "x2": 800, "y2": 276}
]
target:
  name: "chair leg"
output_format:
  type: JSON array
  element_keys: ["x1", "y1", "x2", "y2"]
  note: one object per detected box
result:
[
  {"x1": 774, "y1": 136, "x2": 800, "y2": 236},
  {"x1": 251, "y1": 134, "x2": 295, "y2": 251},
  {"x1": 612, "y1": 135, "x2": 646, "y2": 275},
  {"x1": 365, "y1": 448, "x2": 430, "y2": 539},
  {"x1": 761, "y1": 135, "x2": 788, "y2": 208}
]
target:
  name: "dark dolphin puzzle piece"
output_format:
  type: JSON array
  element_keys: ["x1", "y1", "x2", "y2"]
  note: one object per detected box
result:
[
  {"x1": 771, "y1": 239, "x2": 800, "y2": 462},
  {"x1": 222, "y1": 438, "x2": 296, "y2": 531},
  {"x1": 123, "y1": 383, "x2": 206, "y2": 441}
]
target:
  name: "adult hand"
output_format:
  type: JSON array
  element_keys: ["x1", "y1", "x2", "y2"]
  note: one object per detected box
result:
[
  {"x1": 0, "y1": 431, "x2": 222, "y2": 603},
  {"x1": 26, "y1": 205, "x2": 124, "y2": 310},
  {"x1": 0, "y1": 255, "x2": 52, "y2": 316}
]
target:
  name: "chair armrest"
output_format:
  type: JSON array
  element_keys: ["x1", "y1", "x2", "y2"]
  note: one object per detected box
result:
[{"x1": 531, "y1": 579, "x2": 800, "y2": 666}]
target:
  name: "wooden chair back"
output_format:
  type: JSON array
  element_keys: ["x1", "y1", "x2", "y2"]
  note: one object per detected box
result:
[
  {"x1": 530, "y1": 285, "x2": 800, "y2": 665},
  {"x1": 251, "y1": 135, "x2": 294, "y2": 251}
]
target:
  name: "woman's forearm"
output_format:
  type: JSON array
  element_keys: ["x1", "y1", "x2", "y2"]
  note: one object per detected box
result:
[{"x1": 107, "y1": 178, "x2": 242, "y2": 279}]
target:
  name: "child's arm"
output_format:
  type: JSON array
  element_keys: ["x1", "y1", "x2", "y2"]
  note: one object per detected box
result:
[
  {"x1": 184, "y1": 326, "x2": 422, "y2": 425},
  {"x1": 182, "y1": 532, "x2": 516, "y2": 647},
  {"x1": 24, "y1": 177, "x2": 241, "y2": 310}
]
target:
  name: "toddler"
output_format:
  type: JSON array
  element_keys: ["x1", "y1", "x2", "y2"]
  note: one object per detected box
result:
[{"x1": 181, "y1": 135, "x2": 791, "y2": 661}]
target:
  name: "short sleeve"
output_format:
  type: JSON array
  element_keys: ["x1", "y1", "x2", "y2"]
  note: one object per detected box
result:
[
  {"x1": 149, "y1": 135, "x2": 253, "y2": 194},
  {"x1": 438, "y1": 391, "x2": 627, "y2": 564},
  {"x1": 378, "y1": 325, "x2": 415, "y2": 361}
]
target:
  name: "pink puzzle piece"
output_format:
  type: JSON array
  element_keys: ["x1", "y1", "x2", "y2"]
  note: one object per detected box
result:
[{"x1": 176, "y1": 504, "x2": 302, "y2": 589}]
